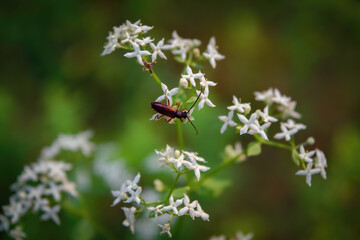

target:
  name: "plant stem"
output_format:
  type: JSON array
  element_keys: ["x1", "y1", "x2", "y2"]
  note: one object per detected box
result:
[
  {"x1": 254, "y1": 134, "x2": 292, "y2": 150},
  {"x1": 151, "y1": 71, "x2": 162, "y2": 87},
  {"x1": 166, "y1": 174, "x2": 181, "y2": 201}
]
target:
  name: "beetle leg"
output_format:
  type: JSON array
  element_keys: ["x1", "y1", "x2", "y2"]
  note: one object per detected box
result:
[
  {"x1": 165, "y1": 117, "x2": 174, "y2": 123},
  {"x1": 155, "y1": 114, "x2": 164, "y2": 120}
]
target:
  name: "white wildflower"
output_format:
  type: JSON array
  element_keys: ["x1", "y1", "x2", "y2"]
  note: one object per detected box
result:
[
  {"x1": 274, "y1": 124, "x2": 298, "y2": 141},
  {"x1": 203, "y1": 37, "x2": 225, "y2": 68},
  {"x1": 40, "y1": 205, "x2": 61, "y2": 225},
  {"x1": 178, "y1": 194, "x2": 197, "y2": 219},
  {"x1": 154, "y1": 82, "x2": 179, "y2": 106},
  {"x1": 158, "y1": 223, "x2": 172, "y2": 238},
  {"x1": 183, "y1": 159, "x2": 210, "y2": 181},
  {"x1": 248, "y1": 121, "x2": 270, "y2": 141},
  {"x1": 196, "y1": 88, "x2": 216, "y2": 110},
  {"x1": 162, "y1": 195, "x2": 183, "y2": 215},
  {"x1": 155, "y1": 145, "x2": 175, "y2": 167},
  {"x1": 194, "y1": 202, "x2": 209, "y2": 221},
  {"x1": 124, "y1": 42, "x2": 151, "y2": 65},
  {"x1": 134, "y1": 36, "x2": 154, "y2": 46},
  {"x1": 150, "y1": 38, "x2": 168, "y2": 61},
  {"x1": 282, "y1": 119, "x2": 306, "y2": 131},
  {"x1": 254, "y1": 88, "x2": 274, "y2": 103},
  {"x1": 122, "y1": 206, "x2": 136, "y2": 233},
  {"x1": 182, "y1": 66, "x2": 205, "y2": 87},
  {"x1": 111, "y1": 184, "x2": 128, "y2": 207},
  {"x1": 3, "y1": 199, "x2": 23, "y2": 224},
  {"x1": 124, "y1": 187, "x2": 142, "y2": 205},
  {"x1": 44, "y1": 182, "x2": 62, "y2": 202},
  {"x1": 148, "y1": 205, "x2": 164, "y2": 218},
  {"x1": 299, "y1": 145, "x2": 316, "y2": 163},
  {"x1": 9, "y1": 226, "x2": 26, "y2": 240},
  {"x1": 295, "y1": 162, "x2": 321, "y2": 187},
  {"x1": 237, "y1": 112, "x2": 258, "y2": 135},
  {"x1": 227, "y1": 96, "x2": 250, "y2": 114},
  {"x1": 182, "y1": 151, "x2": 206, "y2": 163},
  {"x1": 315, "y1": 149, "x2": 327, "y2": 179},
  {"x1": 219, "y1": 111, "x2": 237, "y2": 134},
  {"x1": 258, "y1": 105, "x2": 278, "y2": 123},
  {"x1": 0, "y1": 214, "x2": 9, "y2": 231}
]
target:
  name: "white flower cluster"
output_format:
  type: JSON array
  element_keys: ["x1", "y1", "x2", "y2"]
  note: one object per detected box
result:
[
  {"x1": 210, "y1": 231, "x2": 254, "y2": 240},
  {"x1": 0, "y1": 131, "x2": 95, "y2": 240},
  {"x1": 149, "y1": 194, "x2": 209, "y2": 238},
  {"x1": 219, "y1": 95, "x2": 276, "y2": 141},
  {"x1": 101, "y1": 20, "x2": 225, "y2": 68},
  {"x1": 111, "y1": 173, "x2": 142, "y2": 207},
  {"x1": 155, "y1": 145, "x2": 210, "y2": 181}
]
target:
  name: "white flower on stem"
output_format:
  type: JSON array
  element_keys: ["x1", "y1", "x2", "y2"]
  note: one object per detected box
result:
[
  {"x1": 182, "y1": 151, "x2": 206, "y2": 163},
  {"x1": 150, "y1": 38, "x2": 168, "y2": 61},
  {"x1": 194, "y1": 202, "x2": 209, "y2": 221},
  {"x1": 219, "y1": 111, "x2": 237, "y2": 134},
  {"x1": 248, "y1": 121, "x2": 270, "y2": 141},
  {"x1": 199, "y1": 76, "x2": 217, "y2": 92},
  {"x1": 315, "y1": 149, "x2": 327, "y2": 179},
  {"x1": 196, "y1": 88, "x2": 216, "y2": 110},
  {"x1": 111, "y1": 184, "x2": 129, "y2": 207},
  {"x1": 155, "y1": 82, "x2": 179, "y2": 106},
  {"x1": 162, "y1": 195, "x2": 183, "y2": 215},
  {"x1": 134, "y1": 36, "x2": 154, "y2": 46},
  {"x1": 148, "y1": 204, "x2": 164, "y2": 218},
  {"x1": 168, "y1": 31, "x2": 199, "y2": 61},
  {"x1": 227, "y1": 96, "x2": 251, "y2": 114},
  {"x1": 203, "y1": 37, "x2": 225, "y2": 68},
  {"x1": 237, "y1": 112, "x2": 258, "y2": 135},
  {"x1": 101, "y1": 32, "x2": 119, "y2": 56},
  {"x1": 40, "y1": 205, "x2": 61, "y2": 225},
  {"x1": 155, "y1": 145, "x2": 175, "y2": 167},
  {"x1": 169, "y1": 153, "x2": 188, "y2": 169},
  {"x1": 0, "y1": 214, "x2": 9, "y2": 231},
  {"x1": 272, "y1": 88, "x2": 291, "y2": 106},
  {"x1": 224, "y1": 142, "x2": 245, "y2": 162},
  {"x1": 120, "y1": 32, "x2": 133, "y2": 45},
  {"x1": 158, "y1": 223, "x2": 172, "y2": 238},
  {"x1": 274, "y1": 124, "x2": 298, "y2": 141},
  {"x1": 61, "y1": 180, "x2": 78, "y2": 198},
  {"x1": 124, "y1": 42, "x2": 151, "y2": 66},
  {"x1": 3, "y1": 199, "x2": 23, "y2": 224},
  {"x1": 178, "y1": 194, "x2": 197, "y2": 220},
  {"x1": 295, "y1": 162, "x2": 321, "y2": 187},
  {"x1": 33, "y1": 198, "x2": 49, "y2": 213},
  {"x1": 18, "y1": 166, "x2": 38, "y2": 183},
  {"x1": 179, "y1": 77, "x2": 189, "y2": 88},
  {"x1": 9, "y1": 226, "x2": 26, "y2": 240},
  {"x1": 26, "y1": 185, "x2": 44, "y2": 201},
  {"x1": 44, "y1": 181, "x2": 62, "y2": 202},
  {"x1": 124, "y1": 187, "x2": 142, "y2": 205},
  {"x1": 258, "y1": 105, "x2": 278, "y2": 123},
  {"x1": 299, "y1": 145, "x2": 316, "y2": 163},
  {"x1": 236, "y1": 231, "x2": 254, "y2": 240},
  {"x1": 254, "y1": 88, "x2": 274, "y2": 103},
  {"x1": 122, "y1": 206, "x2": 136, "y2": 234},
  {"x1": 125, "y1": 173, "x2": 141, "y2": 191},
  {"x1": 126, "y1": 20, "x2": 153, "y2": 34},
  {"x1": 182, "y1": 66, "x2": 205, "y2": 87},
  {"x1": 282, "y1": 119, "x2": 306, "y2": 131},
  {"x1": 277, "y1": 101, "x2": 301, "y2": 119},
  {"x1": 183, "y1": 160, "x2": 210, "y2": 181}
]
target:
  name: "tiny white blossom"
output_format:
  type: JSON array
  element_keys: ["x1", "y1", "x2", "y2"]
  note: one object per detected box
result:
[
  {"x1": 179, "y1": 77, "x2": 189, "y2": 88},
  {"x1": 44, "y1": 182, "x2": 62, "y2": 202},
  {"x1": 272, "y1": 88, "x2": 291, "y2": 106},
  {"x1": 182, "y1": 151, "x2": 206, "y2": 163},
  {"x1": 203, "y1": 37, "x2": 225, "y2": 68},
  {"x1": 155, "y1": 82, "x2": 179, "y2": 106},
  {"x1": 3, "y1": 198, "x2": 23, "y2": 223},
  {"x1": 33, "y1": 198, "x2": 49, "y2": 213},
  {"x1": 236, "y1": 231, "x2": 254, "y2": 240},
  {"x1": 101, "y1": 31, "x2": 119, "y2": 56},
  {"x1": 219, "y1": 111, "x2": 237, "y2": 134},
  {"x1": 194, "y1": 202, "x2": 209, "y2": 221},
  {"x1": 155, "y1": 145, "x2": 175, "y2": 167},
  {"x1": 162, "y1": 195, "x2": 183, "y2": 215},
  {"x1": 126, "y1": 20, "x2": 153, "y2": 34},
  {"x1": 124, "y1": 187, "x2": 142, "y2": 205},
  {"x1": 134, "y1": 36, "x2": 154, "y2": 46},
  {"x1": 278, "y1": 101, "x2": 301, "y2": 119},
  {"x1": 295, "y1": 162, "x2": 321, "y2": 187},
  {"x1": 18, "y1": 166, "x2": 38, "y2": 183},
  {"x1": 182, "y1": 66, "x2": 205, "y2": 87},
  {"x1": 254, "y1": 88, "x2": 274, "y2": 103},
  {"x1": 237, "y1": 113, "x2": 258, "y2": 135},
  {"x1": 40, "y1": 205, "x2": 61, "y2": 225},
  {"x1": 227, "y1": 96, "x2": 250, "y2": 113},
  {"x1": 111, "y1": 184, "x2": 128, "y2": 207},
  {"x1": 274, "y1": 124, "x2": 298, "y2": 141},
  {"x1": 125, "y1": 173, "x2": 141, "y2": 191},
  {"x1": 9, "y1": 226, "x2": 26, "y2": 240},
  {"x1": 124, "y1": 42, "x2": 151, "y2": 65},
  {"x1": 315, "y1": 149, "x2": 327, "y2": 179},
  {"x1": 299, "y1": 145, "x2": 316, "y2": 163},
  {"x1": 196, "y1": 88, "x2": 216, "y2": 110},
  {"x1": 169, "y1": 153, "x2": 189, "y2": 169},
  {"x1": 148, "y1": 204, "x2": 164, "y2": 218},
  {"x1": 178, "y1": 194, "x2": 197, "y2": 219},
  {"x1": 248, "y1": 121, "x2": 270, "y2": 141},
  {"x1": 150, "y1": 38, "x2": 167, "y2": 61},
  {"x1": 122, "y1": 206, "x2": 136, "y2": 233},
  {"x1": 0, "y1": 214, "x2": 9, "y2": 231},
  {"x1": 158, "y1": 223, "x2": 172, "y2": 238},
  {"x1": 258, "y1": 105, "x2": 278, "y2": 123},
  {"x1": 282, "y1": 119, "x2": 306, "y2": 131},
  {"x1": 183, "y1": 160, "x2": 210, "y2": 181}
]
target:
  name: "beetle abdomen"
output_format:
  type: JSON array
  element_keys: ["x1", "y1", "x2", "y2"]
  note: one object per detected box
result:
[{"x1": 151, "y1": 102, "x2": 178, "y2": 118}]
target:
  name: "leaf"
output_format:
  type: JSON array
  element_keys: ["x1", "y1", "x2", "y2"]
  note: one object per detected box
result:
[
  {"x1": 247, "y1": 142, "x2": 262, "y2": 157},
  {"x1": 292, "y1": 149, "x2": 301, "y2": 166},
  {"x1": 201, "y1": 178, "x2": 231, "y2": 197},
  {"x1": 172, "y1": 186, "x2": 190, "y2": 198}
]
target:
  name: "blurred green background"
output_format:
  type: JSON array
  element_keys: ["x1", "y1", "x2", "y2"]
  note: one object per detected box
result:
[{"x1": 1, "y1": 0, "x2": 360, "y2": 239}]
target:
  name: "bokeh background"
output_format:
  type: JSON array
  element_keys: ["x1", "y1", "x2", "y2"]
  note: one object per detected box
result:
[{"x1": 1, "y1": 0, "x2": 360, "y2": 239}]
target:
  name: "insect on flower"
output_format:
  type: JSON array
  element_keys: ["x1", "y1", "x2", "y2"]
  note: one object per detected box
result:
[{"x1": 151, "y1": 88, "x2": 203, "y2": 135}]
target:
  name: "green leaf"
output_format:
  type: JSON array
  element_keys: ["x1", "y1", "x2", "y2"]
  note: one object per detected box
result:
[
  {"x1": 172, "y1": 186, "x2": 190, "y2": 198},
  {"x1": 201, "y1": 178, "x2": 231, "y2": 197},
  {"x1": 291, "y1": 149, "x2": 301, "y2": 166},
  {"x1": 247, "y1": 142, "x2": 262, "y2": 156}
]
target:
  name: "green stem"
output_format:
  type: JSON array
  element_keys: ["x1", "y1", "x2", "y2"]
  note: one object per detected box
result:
[
  {"x1": 166, "y1": 174, "x2": 181, "y2": 201},
  {"x1": 151, "y1": 71, "x2": 162, "y2": 87},
  {"x1": 176, "y1": 120, "x2": 185, "y2": 150},
  {"x1": 254, "y1": 134, "x2": 292, "y2": 150}
]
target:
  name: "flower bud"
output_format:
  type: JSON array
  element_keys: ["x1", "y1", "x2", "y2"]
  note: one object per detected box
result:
[
  {"x1": 179, "y1": 78, "x2": 188, "y2": 88},
  {"x1": 244, "y1": 104, "x2": 251, "y2": 115},
  {"x1": 306, "y1": 137, "x2": 315, "y2": 145},
  {"x1": 193, "y1": 48, "x2": 200, "y2": 58},
  {"x1": 154, "y1": 179, "x2": 165, "y2": 192}
]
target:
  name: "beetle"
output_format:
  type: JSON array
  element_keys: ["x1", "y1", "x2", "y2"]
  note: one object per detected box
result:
[{"x1": 151, "y1": 88, "x2": 203, "y2": 135}]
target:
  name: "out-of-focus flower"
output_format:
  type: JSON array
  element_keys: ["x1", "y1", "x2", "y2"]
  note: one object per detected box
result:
[{"x1": 203, "y1": 37, "x2": 225, "y2": 68}]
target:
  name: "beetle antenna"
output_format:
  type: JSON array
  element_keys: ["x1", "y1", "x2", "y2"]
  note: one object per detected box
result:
[
  {"x1": 187, "y1": 116, "x2": 199, "y2": 135},
  {"x1": 188, "y1": 87, "x2": 203, "y2": 112}
]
